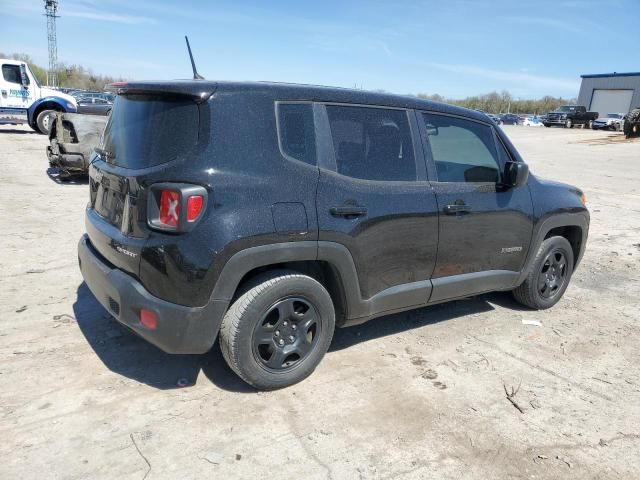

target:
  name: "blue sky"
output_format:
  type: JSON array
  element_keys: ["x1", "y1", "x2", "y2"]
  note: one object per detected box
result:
[{"x1": 3, "y1": 0, "x2": 638, "y2": 98}]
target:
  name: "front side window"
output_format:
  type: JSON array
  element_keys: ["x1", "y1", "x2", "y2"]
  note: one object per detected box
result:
[
  {"x1": 277, "y1": 103, "x2": 316, "y2": 165},
  {"x1": 422, "y1": 113, "x2": 500, "y2": 183},
  {"x1": 2, "y1": 64, "x2": 22, "y2": 85},
  {"x1": 326, "y1": 105, "x2": 416, "y2": 181}
]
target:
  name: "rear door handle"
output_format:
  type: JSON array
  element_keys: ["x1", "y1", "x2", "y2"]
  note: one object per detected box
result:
[
  {"x1": 330, "y1": 206, "x2": 368, "y2": 217},
  {"x1": 444, "y1": 203, "x2": 471, "y2": 215}
]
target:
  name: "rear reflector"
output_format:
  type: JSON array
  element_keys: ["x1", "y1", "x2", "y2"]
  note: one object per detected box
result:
[
  {"x1": 139, "y1": 309, "x2": 158, "y2": 330},
  {"x1": 187, "y1": 195, "x2": 204, "y2": 222},
  {"x1": 159, "y1": 190, "x2": 180, "y2": 227}
]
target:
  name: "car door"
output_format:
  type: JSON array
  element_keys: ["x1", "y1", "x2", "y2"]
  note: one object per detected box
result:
[
  {"x1": 417, "y1": 111, "x2": 533, "y2": 302},
  {"x1": 315, "y1": 103, "x2": 439, "y2": 319},
  {"x1": 76, "y1": 97, "x2": 90, "y2": 114},
  {"x1": 93, "y1": 97, "x2": 111, "y2": 115}
]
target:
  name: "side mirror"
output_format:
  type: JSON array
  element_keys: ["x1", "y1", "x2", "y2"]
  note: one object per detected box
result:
[
  {"x1": 19, "y1": 64, "x2": 30, "y2": 88},
  {"x1": 504, "y1": 161, "x2": 529, "y2": 188},
  {"x1": 425, "y1": 123, "x2": 439, "y2": 136}
]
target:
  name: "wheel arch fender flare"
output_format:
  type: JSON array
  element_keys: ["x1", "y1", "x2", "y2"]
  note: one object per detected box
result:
[
  {"x1": 518, "y1": 212, "x2": 589, "y2": 285},
  {"x1": 209, "y1": 241, "x2": 365, "y2": 320},
  {"x1": 27, "y1": 97, "x2": 76, "y2": 125}
]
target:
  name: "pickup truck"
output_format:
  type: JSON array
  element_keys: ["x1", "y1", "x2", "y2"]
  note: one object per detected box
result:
[
  {"x1": 0, "y1": 59, "x2": 77, "y2": 134},
  {"x1": 544, "y1": 106, "x2": 598, "y2": 129}
]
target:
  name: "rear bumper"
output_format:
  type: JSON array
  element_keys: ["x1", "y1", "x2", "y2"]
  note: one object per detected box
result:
[{"x1": 78, "y1": 234, "x2": 227, "y2": 354}]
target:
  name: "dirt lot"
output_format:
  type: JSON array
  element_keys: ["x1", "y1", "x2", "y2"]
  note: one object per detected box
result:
[{"x1": 1, "y1": 124, "x2": 639, "y2": 480}]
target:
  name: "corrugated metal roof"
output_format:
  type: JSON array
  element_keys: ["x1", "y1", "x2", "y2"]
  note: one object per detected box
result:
[{"x1": 580, "y1": 72, "x2": 640, "y2": 79}]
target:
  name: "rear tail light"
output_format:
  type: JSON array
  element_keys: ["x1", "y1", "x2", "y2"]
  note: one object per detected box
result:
[
  {"x1": 159, "y1": 190, "x2": 180, "y2": 227},
  {"x1": 187, "y1": 195, "x2": 204, "y2": 222},
  {"x1": 147, "y1": 183, "x2": 208, "y2": 232}
]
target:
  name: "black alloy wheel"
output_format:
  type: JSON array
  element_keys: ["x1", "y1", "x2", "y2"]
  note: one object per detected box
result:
[
  {"x1": 512, "y1": 236, "x2": 574, "y2": 310},
  {"x1": 537, "y1": 250, "x2": 568, "y2": 299},
  {"x1": 252, "y1": 297, "x2": 321, "y2": 371},
  {"x1": 219, "y1": 271, "x2": 335, "y2": 390}
]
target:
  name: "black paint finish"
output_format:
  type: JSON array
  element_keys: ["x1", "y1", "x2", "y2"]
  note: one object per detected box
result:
[{"x1": 80, "y1": 80, "x2": 589, "y2": 354}]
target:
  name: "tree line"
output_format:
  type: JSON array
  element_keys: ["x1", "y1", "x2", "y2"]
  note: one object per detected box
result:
[
  {"x1": 1, "y1": 53, "x2": 123, "y2": 91},
  {"x1": 416, "y1": 90, "x2": 576, "y2": 115}
]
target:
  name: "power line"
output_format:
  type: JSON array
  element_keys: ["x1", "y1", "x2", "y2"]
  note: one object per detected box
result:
[{"x1": 44, "y1": 0, "x2": 59, "y2": 87}]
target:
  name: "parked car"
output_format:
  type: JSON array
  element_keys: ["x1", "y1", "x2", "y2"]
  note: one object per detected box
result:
[
  {"x1": 499, "y1": 113, "x2": 520, "y2": 125},
  {"x1": 76, "y1": 96, "x2": 113, "y2": 116},
  {"x1": 592, "y1": 113, "x2": 625, "y2": 131},
  {"x1": 78, "y1": 81, "x2": 589, "y2": 390},
  {"x1": 47, "y1": 112, "x2": 108, "y2": 177},
  {"x1": 523, "y1": 116, "x2": 544, "y2": 127},
  {"x1": 544, "y1": 105, "x2": 598, "y2": 129},
  {"x1": 71, "y1": 91, "x2": 115, "y2": 103},
  {"x1": 487, "y1": 114, "x2": 502, "y2": 125}
]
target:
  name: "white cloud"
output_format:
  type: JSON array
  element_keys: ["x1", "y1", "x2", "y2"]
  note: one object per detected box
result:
[
  {"x1": 64, "y1": 5, "x2": 156, "y2": 24},
  {"x1": 424, "y1": 62, "x2": 580, "y2": 93}
]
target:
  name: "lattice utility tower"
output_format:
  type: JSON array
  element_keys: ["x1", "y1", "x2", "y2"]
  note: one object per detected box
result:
[{"x1": 44, "y1": 0, "x2": 60, "y2": 86}]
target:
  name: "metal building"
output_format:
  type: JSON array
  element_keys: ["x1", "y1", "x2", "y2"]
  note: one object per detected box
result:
[{"x1": 577, "y1": 72, "x2": 640, "y2": 116}]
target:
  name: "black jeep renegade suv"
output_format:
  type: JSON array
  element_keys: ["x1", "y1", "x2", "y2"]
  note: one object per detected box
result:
[{"x1": 78, "y1": 81, "x2": 589, "y2": 389}]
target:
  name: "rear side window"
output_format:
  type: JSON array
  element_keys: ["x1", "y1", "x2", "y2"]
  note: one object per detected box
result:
[
  {"x1": 100, "y1": 94, "x2": 199, "y2": 169},
  {"x1": 277, "y1": 103, "x2": 316, "y2": 165},
  {"x1": 326, "y1": 105, "x2": 416, "y2": 181},
  {"x1": 2, "y1": 64, "x2": 22, "y2": 84},
  {"x1": 422, "y1": 113, "x2": 500, "y2": 183}
]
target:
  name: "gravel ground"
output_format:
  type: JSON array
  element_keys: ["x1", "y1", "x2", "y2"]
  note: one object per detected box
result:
[{"x1": 1, "y1": 124, "x2": 639, "y2": 480}]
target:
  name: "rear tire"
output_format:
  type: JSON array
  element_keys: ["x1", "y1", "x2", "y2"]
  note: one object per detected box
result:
[
  {"x1": 512, "y1": 236, "x2": 574, "y2": 310},
  {"x1": 219, "y1": 271, "x2": 335, "y2": 390}
]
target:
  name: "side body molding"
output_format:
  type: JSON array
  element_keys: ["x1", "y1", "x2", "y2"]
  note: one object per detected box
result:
[
  {"x1": 206, "y1": 210, "x2": 588, "y2": 332},
  {"x1": 208, "y1": 241, "x2": 433, "y2": 327},
  {"x1": 317, "y1": 242, "x2": 432, "y2": 325}
]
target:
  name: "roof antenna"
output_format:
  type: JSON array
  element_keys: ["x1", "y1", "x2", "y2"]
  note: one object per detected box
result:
[{"x1": 185, "y1": 36, "x2": 204, "y2": 80}]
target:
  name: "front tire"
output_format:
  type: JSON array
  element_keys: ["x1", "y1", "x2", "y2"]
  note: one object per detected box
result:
[
  {"x1": 219, "y1": 272, "x2": 335, "y2": 390},
  {"x1": 512, "y1": 236, "x2": 574, "y2": 310},
  {"x1": 36, "y1": 109, "x2": 57, "y2": 135},
  {"x1": 565, "y1": 119, "x2": 573, "y2": 128}
]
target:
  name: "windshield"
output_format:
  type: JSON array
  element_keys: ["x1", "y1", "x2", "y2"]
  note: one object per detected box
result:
[
  {"x1": 556, "y1": 106, "x2": 577, "y2": 112},
  {"x1": 99, "y1": 94, "x2": 199, "y2": 169},
  {"x1": 26, "y1": 64, "x2": 40, "y2": 88},
  {"x1": 606, "y1": 113, "x2": 622, "y2": 119}
]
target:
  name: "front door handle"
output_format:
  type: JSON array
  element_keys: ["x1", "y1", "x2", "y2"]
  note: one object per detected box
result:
[
  {"x1": 330, "y1": 206, "x2": 368, "y2": 217},
  {"x1": 444, "y1": 203, "x2": 471, "y2": 215}
]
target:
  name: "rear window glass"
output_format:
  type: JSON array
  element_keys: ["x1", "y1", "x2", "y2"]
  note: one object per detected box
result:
[
  {"x1": 326, "y1": 105, "x2": 416, "y2": 182},
  {"x1": 100, "y1": 94, "x2": 199, "y2": 169},
  {"x1": 277, "y1": 103, "x2": 316, "y2": 165}
]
